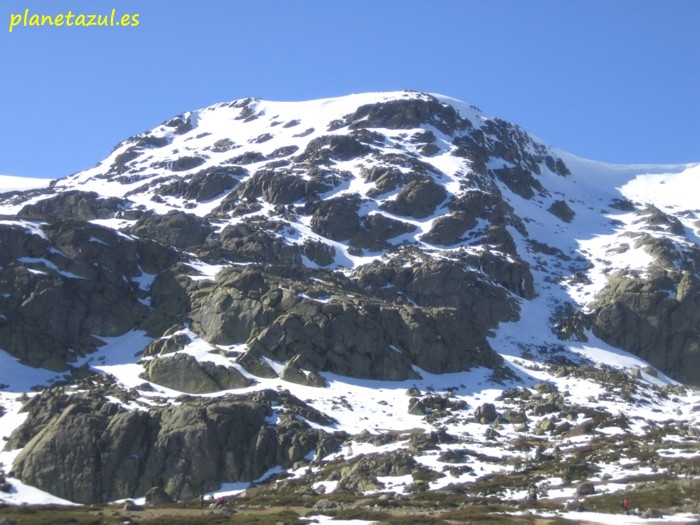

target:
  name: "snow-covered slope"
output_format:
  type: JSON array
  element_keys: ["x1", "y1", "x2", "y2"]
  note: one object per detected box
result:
[
  {"x1": 0, "y1": 91, "x2": 699, "y2": 521},
  {"x1": 0, "y1": 174, "x2": 52, "y2": 193}
]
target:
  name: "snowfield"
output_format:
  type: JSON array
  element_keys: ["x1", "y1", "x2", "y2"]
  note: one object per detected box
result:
[{"x1": 0, "y1": 174, "x2": 53, "y2": 193}]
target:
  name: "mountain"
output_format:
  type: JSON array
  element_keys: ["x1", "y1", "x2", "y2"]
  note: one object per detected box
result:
[{"x1": 0, "y1": 91, "x2": 699, "y2": 519}]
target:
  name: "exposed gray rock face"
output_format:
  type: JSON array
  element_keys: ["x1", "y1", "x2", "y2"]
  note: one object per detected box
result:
[
  {"x1": 155, "y1": 166, "x2": 240, "y2": 202},
  {"x1": 167, "y1": 156, "x2": 207, "y2": 172},
  {"x1": 141, "y1": 332, "x2": 192, "y2": 357},
  {"x1": 299, "y1": 134, "x2": 373, "y2": 163},
  {"x1": 355, "y1": 254, "x2": 531, "y2": 313},
  {"x1": 380, "y1": 177, "x2": 447, "y2": 219},
  {"x1": 548, "y1": 199, "x2": 576, "y2": 223},
  {"x1": 330, "y1": 451, "x2": 418, "y2": 492},
  {"x1": 302, "y1": 239, "x2": 336, "y2": 266},
  {"x1": 187, "y1": 265, "x2": 505, "y2": 381},
  {"x1": 9, "y1": 388, "x2": 345, "y2": 504},
  {"x1": 280, "y1": 358, "x2": 328, "y2": 387},
  {"x1": 591, "y1": 268, "x2": 700, "y2": 385},
  {"x1": 451, "y1": 116, "x2": 569, "y2": 184},
  {"x1": 188, "y1": 267, "x2": 284, "y2": 345},
  {"x1": 215, "y1": 221, "x2": 302, "y2": 265},
  {"x1": 311, "y1": 195, "x2": 362, "y2": 241},
  {"x1": 422, "y1": 188, "x2": 522, "y2": 250},
  {"x1": 490, "y1": 166, "x2": 545, "y2": 199},
  {"x1": 474, "y1": 403, "x2": 498, "y2": 424},
  {"x1": 127, "y1": 211, "x2": 212, "y2": 250},
  {"x1": 351, "y1": 214, "x2": 417, "y2": 250},
  {"x1": 141, "y1": 353, "x2": 252, "y2": 393},
  {"x1": 337, "y1": 95, "x2": 471, "y2": 135},
  {"x1": 364, "y1": 166, "x2": 406, "y2": 197},
  {"x1": 0, "y1": 219, "x2": 176, "y2": 370},
  {"x1": 245, "y1": 301, "x2": 473, "y2": 381},
  {"x1": 248, "y1": 302, "x2": 412, "y2": 380},
  {"x1": 222, "y1": 167, "x2": 345, "y2": 213},
  {"x1": 18, "y1": 190, "x2": 130, "y2": 220},
  {"x1": 587, "y1": 219, "x2": 700, "y2": 385},
  {"x1": 138, "y1": 268, "x2": 192, "y2": 337},
  {"x1": 636, "y1": 205, "x2": 685, "y2": 236}
]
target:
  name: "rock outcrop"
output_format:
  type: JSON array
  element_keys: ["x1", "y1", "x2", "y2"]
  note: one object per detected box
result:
[
  {"x1": 9, "y1": 387, "x2": 345, "y2": 504},
  {"x1": 188, "y1": 264, "x2": 506, "y2": 381},
  {"x1": 141, "y1": 353, "x2": 252, "y2": 393},
  {"x1": 127, "y1": 211, "x2": 212, "y2": 250},
  {"x1": 18, "y1": 190, "x2": 130, "y2": 220},
  {"x1": 592, "y1": 268, "x2": 700, "y2": 384},
  {"x1": 0, "y1": 219, "x2": 176, "y2": 370}
]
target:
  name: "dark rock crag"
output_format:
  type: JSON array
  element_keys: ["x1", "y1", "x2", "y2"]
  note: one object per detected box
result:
[
  {"x1": 8, "y1": 387, "x2": 345, "y2": 504},
  {"x1": 0, "y1": 219, "x2": 176, "y2": 371}
]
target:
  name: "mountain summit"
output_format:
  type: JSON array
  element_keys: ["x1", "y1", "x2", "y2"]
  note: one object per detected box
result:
[{"x1": 1, "y1": 91, "x2": 699, "y2": 513}]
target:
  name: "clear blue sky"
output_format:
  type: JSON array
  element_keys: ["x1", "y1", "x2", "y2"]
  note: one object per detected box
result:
[{"x1": 1, "y1": 0, "x2": 699, "y2": 179}]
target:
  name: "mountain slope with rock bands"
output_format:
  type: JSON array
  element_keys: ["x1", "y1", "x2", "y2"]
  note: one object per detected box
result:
[{"x1": 0, "y1": 91, "x2": 699, "y2": 514}]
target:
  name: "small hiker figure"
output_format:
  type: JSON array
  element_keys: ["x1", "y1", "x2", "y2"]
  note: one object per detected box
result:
[
  {"x1": 199, "y1": 493, "x2": 204, "y2": 507},
  {"x1": 621, "y1": 497, "x2": 630, "y2": 514}
]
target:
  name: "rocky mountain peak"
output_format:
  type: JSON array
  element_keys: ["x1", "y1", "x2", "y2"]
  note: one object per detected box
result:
[
  {"x1": 2, "y1": 89, "x2": 699, "y2": 385},
  {"x1": 1, "y1": 91, "x2": 699, "y2": 509}
]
